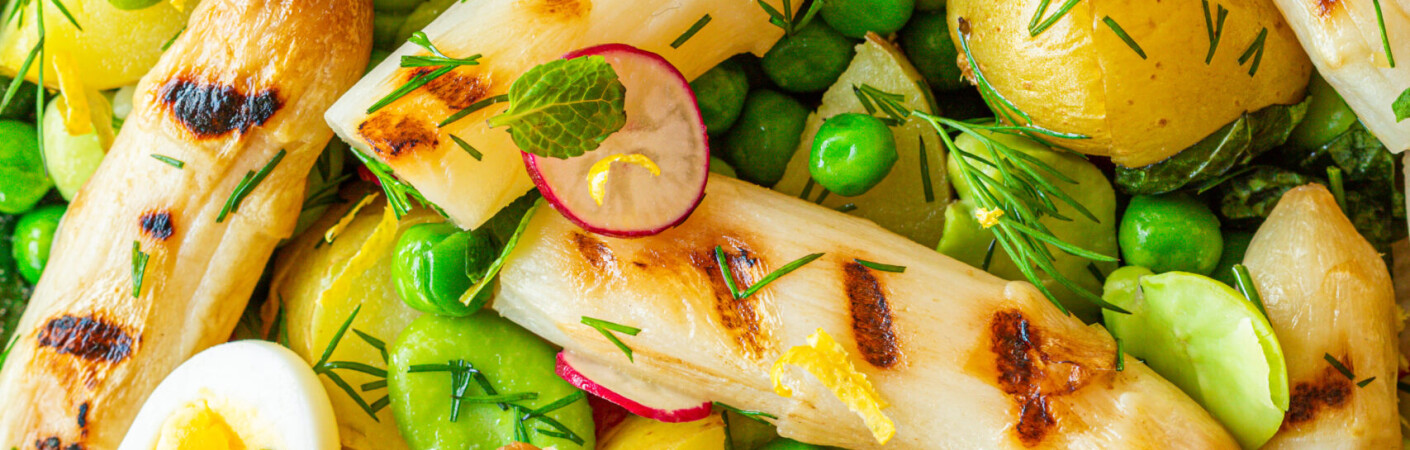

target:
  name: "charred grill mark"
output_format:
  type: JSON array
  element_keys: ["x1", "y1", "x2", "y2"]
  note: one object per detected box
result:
[
  {"x1": 159, "y1": 78, "x2": 280, "y2": 138},
  {"x1": 139, "y1": 211, "x2": 173, "y2": 240},
  {"x1": 37, "y1": 315, "x2": 134, "y2": 364},
  {"x1": 413, "y1": 67, "x2": 491, "y2": 111},
  {"x1": 76, "y1": 402, "x2": 88, "y2": 428},
  {"x1": 358, "y1": 112, "x2": 439, "y2": 159},
  {"x1": 572, "y1": 232, "x2": 616, "y2": 270},
  {"x1": 689, "y1": 246, "x2": 769, "y2": 360},
  {"x1": 843, "y1": 262, "x2": 900, "y2": 368},
  {"x1": 988, "y1": 309, "x2": 1104, "y2": 447},
  {"x1": 527, "y1": 0, "x2": 590, "y2": 19},
  {"x1": 34, "y1": 437, "x2": 79, "y2": 450},
  {"x1": 1284, "y1": 358, "x2": 1353, "y2": 427}
]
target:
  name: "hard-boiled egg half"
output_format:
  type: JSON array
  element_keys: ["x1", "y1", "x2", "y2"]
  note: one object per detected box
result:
[{"x1": 118, "y1": 340, "x2": 339, "y2": 450}]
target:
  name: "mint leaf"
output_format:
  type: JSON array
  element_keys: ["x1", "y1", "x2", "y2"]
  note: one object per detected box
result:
[
  {"x1": 489, "y1": 56, "x2": 627, "y2": 159},
  {"x1": 1395, "y1": 87, "x2": 1410, "y2": 122}
]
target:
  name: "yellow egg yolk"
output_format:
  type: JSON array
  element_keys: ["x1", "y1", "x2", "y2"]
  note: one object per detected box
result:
[{"x1": 154, "y1": 400, "x2": 247, "y2": 450}]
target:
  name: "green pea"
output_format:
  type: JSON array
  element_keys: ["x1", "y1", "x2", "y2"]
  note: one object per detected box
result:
[
  {"x1": 720, "y1": 89, "x2": 809, "y2": 187},
  {"x1": 1119, "y1": 193, "x2": 1223, "y2": 275},
  {"x1": 1210, "y1": 230, "x2": 1254, "y2": 287},
  {"x1": 106, "y1": 0, "x2": 161, "y2": 10},
  {"x1": 758, "y1": 438, "x2": 824, "y2": 450},
  {"x1": 0, "y1": 77, "x2": 35, "y2": 121},
  {"x1": 389, "y1": 312, "x2": 595, "y2": 450},
  {"x1": 821, "y1": 0, "x2": 914, "y2": 38},
  {"x1": 730, "y1": 53, "x2": 773, "y2": 91},
  {"x1": 374, "y1": 0, "x2": 427, "y2": 12},
  {"x1": 397, "y1": 0, "x2": 455, "y2": 44},
  {"x1": 915, "y1": 0, "x2": 945, "y2": 11},
  {"x1": 0, "y1": 120, "x2": 51, "y2": 214},
  {"x1": 373, "y1": 11, "x2": 410, "y2": 52},
  {"x1": 692, "y1": 60, "x2": 750, "y2": 135},
  {"x1": 899, "y1": 10, "x2": 965, "y2": 92},
  {"x1": 392, "y1": 223, "x2": 497, "y2": 317},
  {"x1": 761, "y1": 22, "x2": 857, "y2": 93},
  {"x1": 13, "y1": 204, "x2": 64, "y2": 284},
  {"x1": 709, "y1": 156, "x2": 738, "y2": 178},
  {"x1": 1288, "y1": 72, "x2": 1357, "y2": 150},
  {"x1": 43, "y1": 96, "x2": 106, "y2": 201},
  {"x1": 809, "y1": 113, "x2": 897, "y2": 197}
]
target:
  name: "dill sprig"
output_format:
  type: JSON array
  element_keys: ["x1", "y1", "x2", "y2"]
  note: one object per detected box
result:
[
  {"x1": 714, "y1": 247, "x2": 824, "y2": 300},
  {"x1": 350, "y1": 149, "x2": 439, "y2": 219},
  {"x1": 957, "y1": 19, "x2": 1089, "y2": 148},
  {"x1": 1323, "y1": 353, "x2": 1354, "y2": 380},
  {"x1": 1373, "y1": 0, "x2": 1395, "y2": 68},
  {"x1": 1231, "y1": 264, "x2": 1269, "y2": 318},
  {"x1": 217, "y1": 149, "x2": 287, "y2": 223},
  {"x1": 855, "y1": 259, "x2": 905, "y2": 273},
  {"x1": 368, "y1": 32, "x2": 482, "y2": 114},
  {"x1": 581, "y1": 316, "x2": 641, "y2": 362},
  {"x1": 509, "y1": 392, "x2": 587, "y2": 445},
  {"x1": 757, "y1": 0, "x2": 824, "y2": 36},
  {"x1": 131, "y1": 241, "x2": 149, "y2": 298},
  {"x1": 1028, "y1": 0, "x2": 1082, "y2": 36},
  {"x1": 314, "y1": 305, "x2": 391, "y2": 421},
  {"x1": 1358, "y1": 377, "x2": 1377, "y2": 388},
  {"x1": 1238, "y1": 27, "x2": 1269, "y2": 76},
  {"x1": 1202, "y1": 1, "x2": 1228, "y2": 64},
  {"x1": 671, "y1": 14, "x2": 712, "y2": 49},
  {"x1": 853, "y1": 83, "x2": 909, "y2": 126},
  {"x1": 408, "y1": 359, "x2": 538, "y2": 421},
  {"x1": 1101, "y1": 16, "x2": 1146, "y2": 59}
]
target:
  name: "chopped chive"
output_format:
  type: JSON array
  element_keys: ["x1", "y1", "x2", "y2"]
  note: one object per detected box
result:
[
  {"x1": 217, "y1": 149, "x2": 286, "y2": 223},
  {"x1": 360, "y1": 379, "x2": 387, "y2": 392},
  {"x1": 714, "y1": 246, "x2": 742, "y2": 297},
  {"x1": 814, "y1": 189, "x2": 830, "y2": 204},
  {"x1": 735, "y1": 252, "x2": 824, "y2": 299},
  {"x1": 582, "y1": 316, "x2": 640, "y2": 362},
  {"x1": 1373, "y1": 0, "x2": 1395, "y2": 68},
  {"x1": 402, "y1": 32, "x2": 483, "y2": 68},
  {"x1": 150, "y1": 154, "x2": 185, "y2": 169},
  {"x1": 1115, "y1": 337, "x2": 1125, "y2": 371},
  {"x1": 1324, "y1": 353, "x2": 1355, "y2": 380},
  {"x1": 713, "y1": 402, "x2": 778, "y2": 422},
  {"x1": 440, "y1": 93, "x2": 508, "y2": 127},
  {"x1": 855, "y1": 258, "x2": 906, "y2": 273},
  {"x1": 1101, "y1": 16, "x2": 1147, "y2": 59},
  {"x1": 1029, "y1": 0, "x2": 1082, "y2": 36},
  {"x1": 352, "y1": 329, "x2": 388, "y2": 363},
  {"x1": 368, "y1": 66, "x2": 455, "y2": 114},
  {"x1": 1231, "y1": 265, "x2": 1269, "y2": 318},
  {"x1": 448, "y1": 134, "x2": 483, "y2": 160},
  {"x1": 1086, "y1": 262, "x2": 1106, "y2": 284},
  {"x1": 313, "y1": 305, "x2": 392, "y2": 421},
  {"x1": 722, "y1": 409, "x2": 736, "y2": 450},
  {"x1": 161, "y1": 25, "x2": 185, "y2": 51},
  {"x1": 0, "y1": 41, "x2": 41, "y2": 114},
  {"x1": 1202, "y1": 1, "x2": 1228, "y2": 63},
  {"x1": 530, "y1": 391, "x2": 585, "y2": 416},
  {"x1": 981, "y1": 238, "x2": 997, "y2": 271},
  {"x1": 671, "y1": 14, "x2": 712, "y2": 49},
  {"x1": 834, "y1": 203, "x2": 858, "y2": 213},
  {"x1": 47, "y1": 0, "x2": 79, "y2": 30},
  {"x1": 1357, "y1": 377, "x2": 1377, "y2": 388},
  {"x1": 1238, "y1": 28, "x2": 1268, "y2": 76},
  {"x1": 918, "y1": 135, "x2": 935, "y2": 203},
  {"x1": 1327, "y1": 166, "x2": 1347, "y2": 211},
  {"x1": 799, "y1": 178, "x2": 815, "y2": 200},
  {"x1": 131, "y1": 241, "x2": 149, "y2": 298}
]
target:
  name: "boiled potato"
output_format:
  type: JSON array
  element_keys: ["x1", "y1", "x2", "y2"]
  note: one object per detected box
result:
[
  {"x1": 946, "y1": 0, "x2": 1311, "y2": 167},
  {"x1": 0, "y1": 0, "x2": 192, "y2": 90}
]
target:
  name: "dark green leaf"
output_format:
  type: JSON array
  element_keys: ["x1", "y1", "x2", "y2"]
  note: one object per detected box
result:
[{"x1": 488, "y1": 56, "x2": 627, "y2": 159}]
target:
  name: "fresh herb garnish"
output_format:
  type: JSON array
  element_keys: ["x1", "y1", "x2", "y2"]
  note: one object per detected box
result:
[
  {"x1": 509, "y1": 392, "x2": 587, "y2": 445},
  {"x1": 217, "y1": 149, "x2": 286, "y2": 223},
  {"x1": 957, "y1": 19, "x2": 1089, "y2": 147},
  {"x1": 455, "y1": 199, "x2": 542, "y2": 310},
  {"x1": 722, "y1": 409, "x2": 736, "y2": 450},
  {"x1": 855, "y1": 259, "x2": 905, "y2": 273},
  {"x1": 350, "y1": 149, "x2": 432, "y2": 219},
  {"x1": 1326, "y1": 166, "x2": 1348, "y2": 212},
  {"x1": 671, "y1": 14, "x2": 712, "y2": 49},
  {"x1": 45, "y1": 0, "x2": 79, "y2": 30},
  {"x1": 853, "y1": 83, "x2": 908, "y2": 126},
  {"x1": 981, "y1": 239, "x2": 997, "y2": 271},
  {"x1": 1238, "y1": 27, "x2": 1269, "y2": 76},
  {"x1": 1115, "y1": 337, "x2": 1125, "y2": 371},
  {"x1": 1393, "y1": 88, "x2": 1410, "y2": 122},
  {"x1": 448, "y1": 134, "x2": 483, "y2": 161},
  {"x1": 835, "y1": 203, "x2": 857, "y2": 213},
  {"x1": 581, "y1": 316, "x2": 641, "y2": 362},
  {"x1": 439, "y1": 93, "x2": 508, "y2": 127},
  {"x1": 1231, "y1": 264, "x2": 1269, "y2": 318},
  {"x1": 1101, "y1": 16, "x2": 1146, "y2": 59},
  {"x1": 149, "y1": 154, "x2": 185, "y2": 169},
  {"x1": 1357, "y1": 376, "x2": 1377, "y2": 388},
  {"x1": 1373, "y1": 0, "x2": 1395, "y2": 68},
  {"x1": 487, "y1": 56, "x2": 627, "y2": 159},
  {"x1": 918, "y1": 134, "x2": 935, "y2": 202},
  {"x1": 757, "y1": 0, "x2": 824, "y2": 36},
  {"x1": 160, "y1": 25, "x2": 185, "y2": 51},
  {"x1": 1028, "y1": 0, "x2": 1082, "y2": 36},
  {"x1": 714, "y1": 246, "x2": 824, "y2": 300},
  {"x1": 408, "y1": 359, "x2": 537, "y2": 421},
  {"x1": 1323, "y1": 353, "x2": 1354, "y2": 380},
  {"x1": 1202, "y1": 1, "x2": 1229, "y2": 63},
  {"x1": 369, "y1": 67, "x2": 453, "y2": 114},
  {"x1": 813, "y1": 189, "x2": 830, "y2": 204},
  {"x1": 713, "y1": 402, "x2": 778, "y2": 422},
  {"x1": 131, "y1": 241, "x2": 149, "y2": 298},
  {"x1": 368, "y1": 33, "x2": 482, "y2": 114},
  {"x1": 314, "y1": 305, "x2": 391, "y2": 420},
  {"x1": 1086, "y1": 262, "x2": 1107, "y2": 284},
  {"x1": 799, "y1": 178, "x2": 815, "y2": 200}
]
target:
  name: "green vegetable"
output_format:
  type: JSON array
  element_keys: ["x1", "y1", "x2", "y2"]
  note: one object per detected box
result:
[
  {"x1": 1218, "y1": 164, "x2": 1404, "y2": 253},
  {"x1": 396, "y1": 0, "x2": 455, "y2": 44},
  {"x1": 691, "y1": 60, "x2": 750, "y2": 135},
  {"x1": 375, "y1": 0, "x2": 427, "y2": 12},
  {"x1": 0, "y1": 120, "x2": 51, "y2": 214},
  {"x1": 388, "y1": 312, "x2": 595, "y2": 450},
  {"x1": 297, "y1": 141, "x2": 349, "y2": 237},
  {"x1": 720, "y1": 89, "x2": 809, "y2": 187},
  {"x1": 1288, "y1": 72, "x2": 1357, "y2": 149},
  {"x1": 1102, "y1": 267, "x2": 1288, "y2": 449},
  {"x1": 488, "y1": 56, "x2": 627, "y2": 159},
  {"x1": 758, "y1": 437, "x2": 825, "y2": 449},
  {"x1": 392, "y1": 223, "x2": 496, "y2": 317},
  {"x1": 42, "y1": 96, "x2": 106, "y2": 201},
  {"x1": 1114, "y1": 99, "x2": 1309, "y2": 194},
  {"x1": 105, "y1": 0, "x2": 161, "y2": 10},
  {"x1": 709, "y1": 156, "x2": 738, "y2": 178},
  {"x1": 1119, "y1": 193, "x2": 1222, "y2": 275},
  {"x1": 916, "y1": 0, "x2": 945, "y2": 11},
  {"x1": 820, "y1": 0, "x2": 914, "y2": 38},
  {"x1": 937, "y1": 129, "x2": 1117, "y2": 322},
  {"x1": 730, "y1": 53, "x2": 773, "y2": 91},
  {"x1": 761, "y1": 22, "x2": 857, "y2": 93},
  {"x1": 13, "y1": 204, "x2": 65, "y2": 285},
  {"x1": 0, "y1": 213, "x2": 31, "y2": 350},
  {"x1": 1395, "y1": 87, "x2": 1410, "y2": 122},
  {"x1": 809, "y1": 113, "x2": 898, "y2": 196},
  {"x1": 373, "y1": 11, "x2": 410, "y2": 51},
  {"x1": 899, "y1": 10, "x2": 965, "y2": 92},
  {"x1": 1210, "y1": 230, "x2": 1254, "y2": 287}
]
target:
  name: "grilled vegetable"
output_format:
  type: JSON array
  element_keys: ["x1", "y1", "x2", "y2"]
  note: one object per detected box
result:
[
  {"x1": 1242, "y1": 185, "x2": 1401, "y2": 447},
  {"x1": 0, "y1": 0, "x2": 372, "y2": 448},
  {"x1": 494, "y1": 175, "x2": 1237, "y2": 449},
  {"x1": 324, "y1": 0, "x2": 791, "y2": 230}
]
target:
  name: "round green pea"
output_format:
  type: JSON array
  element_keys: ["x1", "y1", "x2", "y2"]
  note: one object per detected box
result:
[
  {"x1": 389, "y1": 312, "x2": 595, "y2": 450},
  {"x1": 1119, "y1": 193, "x2": 1223, "y2": 275},
  {"x1": 899, "y1": 10, "x2": 965, "y2": 92},
  {"x1": 691, "y1": 60, "x2": 750, "y2": 135},
  {"x1": 761, "y1": 22, "x2": 856, "y2": 93},
  {"x1": 106, "y1": 0, "x2": 161, "y2": 10},
  {"x1": 758, "y1": 438, "x2": 825, "y2": 450},
  {"x1": 821, "y1": 0, "x2": 914, "y2": 38},
  {"x1": 1288, "y1": 72, "x2": 1357, "y2": 150},
  {"x1": 0, "y1": 120, "x2": 52, "y2": 214},
  {"x1": 392, "y1": 223, "x2": 497, "y2": 317},
  {"x1": 13, "y1": 204, "x2": 64, "y2": 284},
  {"x1": 720, "y1": 89, "x2": 809, "y2": 187},
  {"x1": 809, "y1": 113, "x2": 897, "y2": 197}
]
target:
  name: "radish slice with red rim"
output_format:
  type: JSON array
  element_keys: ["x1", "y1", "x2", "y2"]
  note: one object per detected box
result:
[
  {"x1": 523, "y1": 44, "x2": 709, "y2": 238},
  {"x1": 555, "y1": 351, "x2": 713, "y2": 423}
]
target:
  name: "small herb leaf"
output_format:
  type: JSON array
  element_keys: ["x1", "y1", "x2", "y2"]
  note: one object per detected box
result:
[
  {"x1": 488, "y1": 56, "x2": 627, "y2": 159},
  {"x1": 1393, "y1": 87, "x2": 1410, "y2": 122}
]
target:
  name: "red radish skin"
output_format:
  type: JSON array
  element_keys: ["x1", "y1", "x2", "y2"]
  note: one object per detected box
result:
[
  {"x1": 556, "y1": 352, "x2": 713, "y2": 423},
  {"x1": 523, "y1": 44, "x2": 710, "y2": 238},
  {"x1": 588, "y1": 393, "x2": 630, "y2": 439}
]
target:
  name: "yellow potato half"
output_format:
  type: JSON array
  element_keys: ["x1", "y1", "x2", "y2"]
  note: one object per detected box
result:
[
  {"x1": 0, "y1": 0, "x2": 192, "y2": 90},
  {"x1": 948, "y1": 0, "x2": 1312, "y2": 167}
]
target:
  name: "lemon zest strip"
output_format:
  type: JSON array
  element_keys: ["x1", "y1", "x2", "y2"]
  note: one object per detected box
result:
[
  {"x1": 771, "y1": 328, "x2": 896, "y2": 444},
  {"x1": 587, "y1": 153, "x2": 661, "y2": 206}
]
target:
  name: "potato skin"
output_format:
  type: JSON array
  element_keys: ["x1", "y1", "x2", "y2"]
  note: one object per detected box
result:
[{"x1": 948, "y1": 0, "x2": 1311, "y2": 167}]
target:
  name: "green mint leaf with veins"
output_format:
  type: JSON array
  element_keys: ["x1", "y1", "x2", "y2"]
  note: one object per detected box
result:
[
  {"x1": 1394, "y1": 87, "x2": 1410, "y2": 122},
  {"x1": 489, "y1": 56, "x2": 627, "y2": 159}
]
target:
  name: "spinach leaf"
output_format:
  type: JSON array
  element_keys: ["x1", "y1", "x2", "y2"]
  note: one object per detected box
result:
[
  {"x1": 1216, "y1": 166, "x2": 1311, "y2": 228},
  {"x1": 1117, "y1": 99, "x2": 1310, "y2": 194},
  {"x1": 1217, "y1": 160, "x2": 1406, "y2": 253}
]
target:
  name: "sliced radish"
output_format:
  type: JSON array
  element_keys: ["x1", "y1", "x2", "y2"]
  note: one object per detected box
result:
[
  {"x1": 556, "y1": 351, "x2": 712, "y2": 423},
  {"x1": 523, "y1": 44, "x2": 709, "y2": 238}
]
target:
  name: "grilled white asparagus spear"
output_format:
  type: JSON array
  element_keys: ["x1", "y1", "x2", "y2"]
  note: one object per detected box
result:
[
  {"x1": 1243, "y1": 185, "x2": 1401, "y2": 448},
  {"x1": 324, "y1": 0, "x2": 790, "y2": 230},
  {"x1": 494, "y1": 175, "x2": 1237, "y2": 449},
  {"x1": 1267, "y1": 0, "x2": 1410, "y2": 152},
  {"x1": 0, "y1": 0, "x2": 371, "y2": 448}
]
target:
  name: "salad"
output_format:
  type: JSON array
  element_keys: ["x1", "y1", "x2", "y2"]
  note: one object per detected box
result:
[{"x1": 0, "y1": 0, "x2": 1404, "y2": 448}]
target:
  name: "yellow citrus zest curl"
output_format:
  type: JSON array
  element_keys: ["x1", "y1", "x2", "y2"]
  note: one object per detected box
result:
[
  {"x1": 50, "y1": 51, "x2": 116, "y2": 149},
  {"x1": 771, "y1": 328, "x2": 895, "y2": 444},
  {"x1": 975, "y1": 207, "x2": 1005, "y2": 229},
  {"x1": 324, "y1": 192, "x2": 381, "y2": 244},
  {"x1": 587, "y1": 153, "x2": 660, "y2": 206}
]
